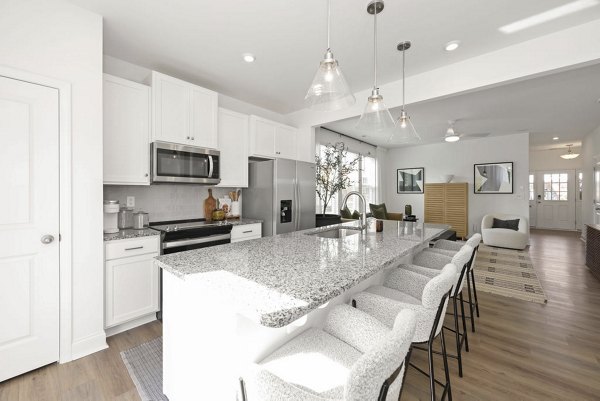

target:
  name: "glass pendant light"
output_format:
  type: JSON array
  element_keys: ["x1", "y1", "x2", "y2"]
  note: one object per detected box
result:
[
  {"x1": 304, "y1": 0, "x2": 355, "y2": 111},
  {"x1": 356, "y1": 1, "x2": 395, "y2": 135},
  {"x1": 560, "y1": 144, "x2": 580, "y2": 159},
  {"x1": 391, "y1": 41, "x2": 421, "y2": 143}
]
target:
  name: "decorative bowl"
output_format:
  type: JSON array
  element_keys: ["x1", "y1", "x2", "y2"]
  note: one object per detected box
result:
[{"x1": 212, "y1": 209, "x2": 225, "y2": 221}]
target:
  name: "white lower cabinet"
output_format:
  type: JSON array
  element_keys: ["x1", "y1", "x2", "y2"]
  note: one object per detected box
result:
[
  {"x1": 104, "y1": 236, "x2": 160, "y2": 334},
  {"x1": 231, "y1": 223, "x2": 262, "y2": 243}
]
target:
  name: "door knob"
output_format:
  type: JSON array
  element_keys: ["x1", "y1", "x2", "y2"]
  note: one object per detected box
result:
[{"x1": 41, "y1": 235, "x2": 54, "y2": 244}]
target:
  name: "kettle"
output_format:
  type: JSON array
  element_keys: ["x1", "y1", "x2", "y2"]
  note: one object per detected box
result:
[{"x1": 133, "y1": 211, "x2": 149, "y2": 229}]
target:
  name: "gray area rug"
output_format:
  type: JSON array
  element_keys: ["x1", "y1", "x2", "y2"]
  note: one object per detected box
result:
[{"x1": 121, "y1": 337, "x2": 168, "y2": 401}]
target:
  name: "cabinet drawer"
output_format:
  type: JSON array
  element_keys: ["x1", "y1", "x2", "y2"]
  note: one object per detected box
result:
[
  {"x1": 231, "y1": 223, "x2": 262, "y2": 242},
  {"x1": 105, "y1": 236, "x2": 160, "y2": 260}
]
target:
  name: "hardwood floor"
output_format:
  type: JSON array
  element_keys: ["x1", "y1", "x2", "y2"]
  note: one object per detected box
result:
[{"x1": 1, "y1": 229, "x2": 599, "y2": 400}]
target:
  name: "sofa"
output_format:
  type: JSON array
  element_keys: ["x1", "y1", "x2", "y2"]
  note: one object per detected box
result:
[{"x1": 481, "y1": 214, "x2": 529, "y2": 250}]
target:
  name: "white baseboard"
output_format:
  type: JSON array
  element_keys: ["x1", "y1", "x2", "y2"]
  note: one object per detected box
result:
[
  {"x1": 69, "y1": 331, "x2": 108, "y2": 361},
  {"x1": 105, "y1": 313, "x2": 157, "y2": 338}
]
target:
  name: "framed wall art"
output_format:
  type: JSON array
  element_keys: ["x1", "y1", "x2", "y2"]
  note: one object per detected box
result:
[
  {"x1": 474, "y1": 162, "x2": 513, "y2": 194},
  {"x1": 397, "y1": 168, "x2": 424, "y2": 194}
]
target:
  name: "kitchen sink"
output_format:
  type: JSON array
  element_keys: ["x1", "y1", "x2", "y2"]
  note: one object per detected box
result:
[{"x1": 308, "y1": 228, "x2": 362, "y2": 239}]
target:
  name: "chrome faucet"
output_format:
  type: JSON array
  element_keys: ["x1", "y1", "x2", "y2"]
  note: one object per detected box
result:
[{"x1": 341, "y1": 191, "x2": 368, "y2": 231}]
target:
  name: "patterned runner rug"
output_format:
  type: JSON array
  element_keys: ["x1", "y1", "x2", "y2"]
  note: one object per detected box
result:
[
  {"x1": 473, "y1": 244, "x2": 547, "y2": 304},
  {"x1": 121, "y1": 337, "x2": 168, "y2": 401}
]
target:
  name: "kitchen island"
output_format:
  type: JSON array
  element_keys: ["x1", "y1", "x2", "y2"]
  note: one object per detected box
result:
[{"x1": 155, "y1": 221, "x2": 448, "y2": 401}]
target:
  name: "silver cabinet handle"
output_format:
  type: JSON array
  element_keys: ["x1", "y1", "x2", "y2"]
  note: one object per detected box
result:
[
  {"x1": 145, "y1": 173, "x2": 149, "y2": 177},
  {"x1": 41, "y1": 235, "x2": 54, "y2": 244},
  {"x1": 125, "y1": 246, "x2": 144, "y2": 251},
  {"x1": 242, "y1": 230, "x2": 253, "y2": 234},
  {"x1": 191, "y1": 137, "x2": 195, "y2": 140},
  {"x1": 186, "y1": 136, "x2": 190, "y2": 140}
]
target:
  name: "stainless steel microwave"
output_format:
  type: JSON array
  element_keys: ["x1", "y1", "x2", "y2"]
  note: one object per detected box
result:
[{"x1": 151, "y1": 141, "x2": 220, "y2": 185}]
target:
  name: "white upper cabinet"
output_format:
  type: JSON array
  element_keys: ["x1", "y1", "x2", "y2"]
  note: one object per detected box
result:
[
  {"x1": 249, "y1": 115, "x2": 299, "y2": 160},
  {"x1": 217, "y1": 108, "x2": 249, "y2": 188},
  {"x1": 274, "y1": 125, "x2": 297, "y2": 159},
  {"x1": 249, "y1": 116, "x2": 276, "y2": 158},
  {"x1": 296, "y1": 127, "x2": 316, "y2": 164},
  {"x1": 151, "y1": 71, "x2": 218, "y2": 149},
  {"x1": 103, "y1": 74, "x2": 151, "y2": 185}
]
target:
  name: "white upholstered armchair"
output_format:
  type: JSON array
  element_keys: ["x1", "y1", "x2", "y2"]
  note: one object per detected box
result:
[{"x1": 481, "y1": 214, "x2": 529, "y2": 250}]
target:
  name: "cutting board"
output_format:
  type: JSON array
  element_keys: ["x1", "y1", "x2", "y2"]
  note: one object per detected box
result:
[{"x1": 204, "y1": 189, "x2": 217, "y2": 222}]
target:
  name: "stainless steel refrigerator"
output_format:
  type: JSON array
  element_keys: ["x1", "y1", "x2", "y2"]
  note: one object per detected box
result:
[{"x1": 243, "y1": 159, "x2": 316, "y2": 236}]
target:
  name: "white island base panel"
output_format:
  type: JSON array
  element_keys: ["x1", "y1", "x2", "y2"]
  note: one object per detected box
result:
[{"x1": 162, "y1": 255, "x2": 413, "y2": 401}]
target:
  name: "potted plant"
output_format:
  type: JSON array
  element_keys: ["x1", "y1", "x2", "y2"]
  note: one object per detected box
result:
[{"x1": 315, "y1": 142, "x2": 360, "y2": 227}]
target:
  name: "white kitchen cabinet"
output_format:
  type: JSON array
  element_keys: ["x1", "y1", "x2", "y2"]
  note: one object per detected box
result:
[
  {"x1": 249, "y1": 116, "x2": 276, "y2": 158},
  {"x1": 104, "y1": 236, "x2": 160, "y2": 331},
  {"x1": 151, "y1": 71, "x2": 218, "y2": 148},
  {"x1": 296, "y1": 127, "x2": 316, "y2": 164},
  {"x1": 231, "y1": 223, "x2": 262, "y2": 243},
  {"x1": 217, "y1": 108, "x2": 249, "y2": 188},
  {"x1": 103, "y1": 74, "x2": 151, "y2": 185},
  {"x1": 275, "y1": 125, "x2": 297, "y2": 159},
  {"x1": 249, "y1": 115, "x2": 298, "y2": 160}
]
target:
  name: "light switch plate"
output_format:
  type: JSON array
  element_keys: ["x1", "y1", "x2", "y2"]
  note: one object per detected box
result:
[{"x1": 126, "y1": 196, "x2": 135, "y2": 208}]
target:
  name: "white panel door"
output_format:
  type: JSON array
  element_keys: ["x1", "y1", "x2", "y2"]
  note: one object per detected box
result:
[
  {"x1": 535, "y1": 171, "x2": 576, "y2": 230},
  {"x1": 0, "y1": 76, "x2": 60, "y2": 381}
]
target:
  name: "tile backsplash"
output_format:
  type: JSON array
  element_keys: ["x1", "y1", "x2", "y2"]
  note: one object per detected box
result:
[{"x1": 103, "y1": 185, "x2": 240, "y2": 222}]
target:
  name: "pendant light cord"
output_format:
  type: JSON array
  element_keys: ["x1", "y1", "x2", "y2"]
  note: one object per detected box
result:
[
  {"x1": 327, "y1": 0, "x2": 331, "y2": 51},
  {"x1": 402, "y1": 46, "x2": 406, "y2": 110},
  {"x1": 373, "y1": 5, "x2": 378, "y2": 88}
]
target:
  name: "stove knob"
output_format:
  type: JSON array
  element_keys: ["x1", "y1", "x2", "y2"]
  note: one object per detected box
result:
[
  {"x1": 174, "y1": 225, "x2": 179, "y2": 231},
  {"x1": 165, "y1": 226, "x2": 171, "y2": 232}
]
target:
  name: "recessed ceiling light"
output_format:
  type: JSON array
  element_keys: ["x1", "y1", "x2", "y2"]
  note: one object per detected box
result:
[
  {"x1": 445, "y1": 41, "x2": 460, "y2": 52},
  {"x1": 242, "y1": 53, "x2": 255, "y2": 63},
  {"x1": 553, "y1": 136, "x2": 559, "y2": 140},
  {"x1": 498, "y1": 0, "x2": 599, "y2": 34}
]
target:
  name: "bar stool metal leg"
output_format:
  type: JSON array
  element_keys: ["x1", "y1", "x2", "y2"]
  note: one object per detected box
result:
[
  {"x1": 466, "y1": 271, "x2": 476, "y2": 332},
  {"x1": 471, "y1": 268, "x2": 480, "y2": 318},
  {"x1": 459, "y1": 292, "x2": 469, "y2": 353},
  {"x1": 452, "y1": 297, "x2": 463, "y2": 377}
]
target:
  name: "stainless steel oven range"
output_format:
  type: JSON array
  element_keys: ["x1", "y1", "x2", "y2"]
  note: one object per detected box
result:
[{"x1": 150, "y1": 218, "x2": 233, "y2": 319}]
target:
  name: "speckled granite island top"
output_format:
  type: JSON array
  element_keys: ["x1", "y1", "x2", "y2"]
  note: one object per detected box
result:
[
  {"x1": 104, "y1": 228, "x2": 160, "y2": 242},
  {"x1": 156, "y1": 221, "x2": 447, "y2": 328}
]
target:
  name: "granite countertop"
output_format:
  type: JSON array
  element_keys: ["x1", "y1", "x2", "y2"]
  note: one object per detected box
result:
[
  {"x1": 104, "y1": 228, "x2": 160, "y2": 242},
  {"x1": 155, "y1": 220, "x2": 447, "y2": 328},
  {"x1": 226, "y1": 218, "x2": 263, "y2": 226}
]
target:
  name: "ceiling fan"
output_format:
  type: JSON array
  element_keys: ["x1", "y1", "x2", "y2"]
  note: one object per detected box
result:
[{"x1": 444, "y1": 120, "x2": 490, "y2": 142}]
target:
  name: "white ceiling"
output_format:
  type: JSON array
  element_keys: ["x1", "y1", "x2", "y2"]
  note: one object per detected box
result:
[
  {"x1": 323, "y1": 63, "x2": 600, "y2": 148},
  {"x1": 70, "y1": 0, "x2": 600, "y2": 114}
]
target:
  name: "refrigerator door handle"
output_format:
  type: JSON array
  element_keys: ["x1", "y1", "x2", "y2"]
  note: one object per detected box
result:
[
  {"x1": 294, "y1": 178, "x2": 299, "y2": 231},
  {"x1": 297, "y1": 178, "x2": 301, "y2": 231}
]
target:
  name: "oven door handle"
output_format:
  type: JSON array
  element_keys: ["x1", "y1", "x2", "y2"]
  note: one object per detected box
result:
[
  {"x1": 208, "y1": 155, "x2": 214, "y2": 178},
  {"x1": 162, "y1": 233, "x2": 230, "y2": 249}
]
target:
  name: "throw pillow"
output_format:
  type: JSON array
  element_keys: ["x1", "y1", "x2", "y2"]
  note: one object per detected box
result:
[
  {"x1": 351, "y1": 210, "x2": 361, "y2": 220},
  {"x1": 369, "y1": 203, "x2": 388, "y2": 219},
  {"x1": 340, "y1": 206, "x2": 352, "y2": 219},
  {"x1": 492, "y1": 218, "x2": 520, "y2": 231}
]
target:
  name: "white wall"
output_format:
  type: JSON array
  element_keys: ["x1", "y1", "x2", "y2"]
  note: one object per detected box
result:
[
  {"x1": 0, "y1": 0, "x2": 105, "y2": 358},
  {"x1": 582, "y1": 125, "x2": 600, "y2": 239},
  {"x1": 530, "y1": 147, "x2": 583, "y2": 171},
  {"x1": 103, "y1": 55, "x2": 290, "y2": 124},
  {"x1": 385, "y1": 133, "x2": 530, "y2": 235}
]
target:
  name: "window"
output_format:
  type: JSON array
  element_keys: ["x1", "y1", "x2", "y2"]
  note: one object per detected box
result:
[
  {"x1": 315, "y1": 144, "x2": 378, "y2": 214},
  {"x1": 529, "y1": 174, "x2": 535, "y2": 201},
  {"x1": 543, "y1": 173, "x2": 568, "y2": 201}
]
